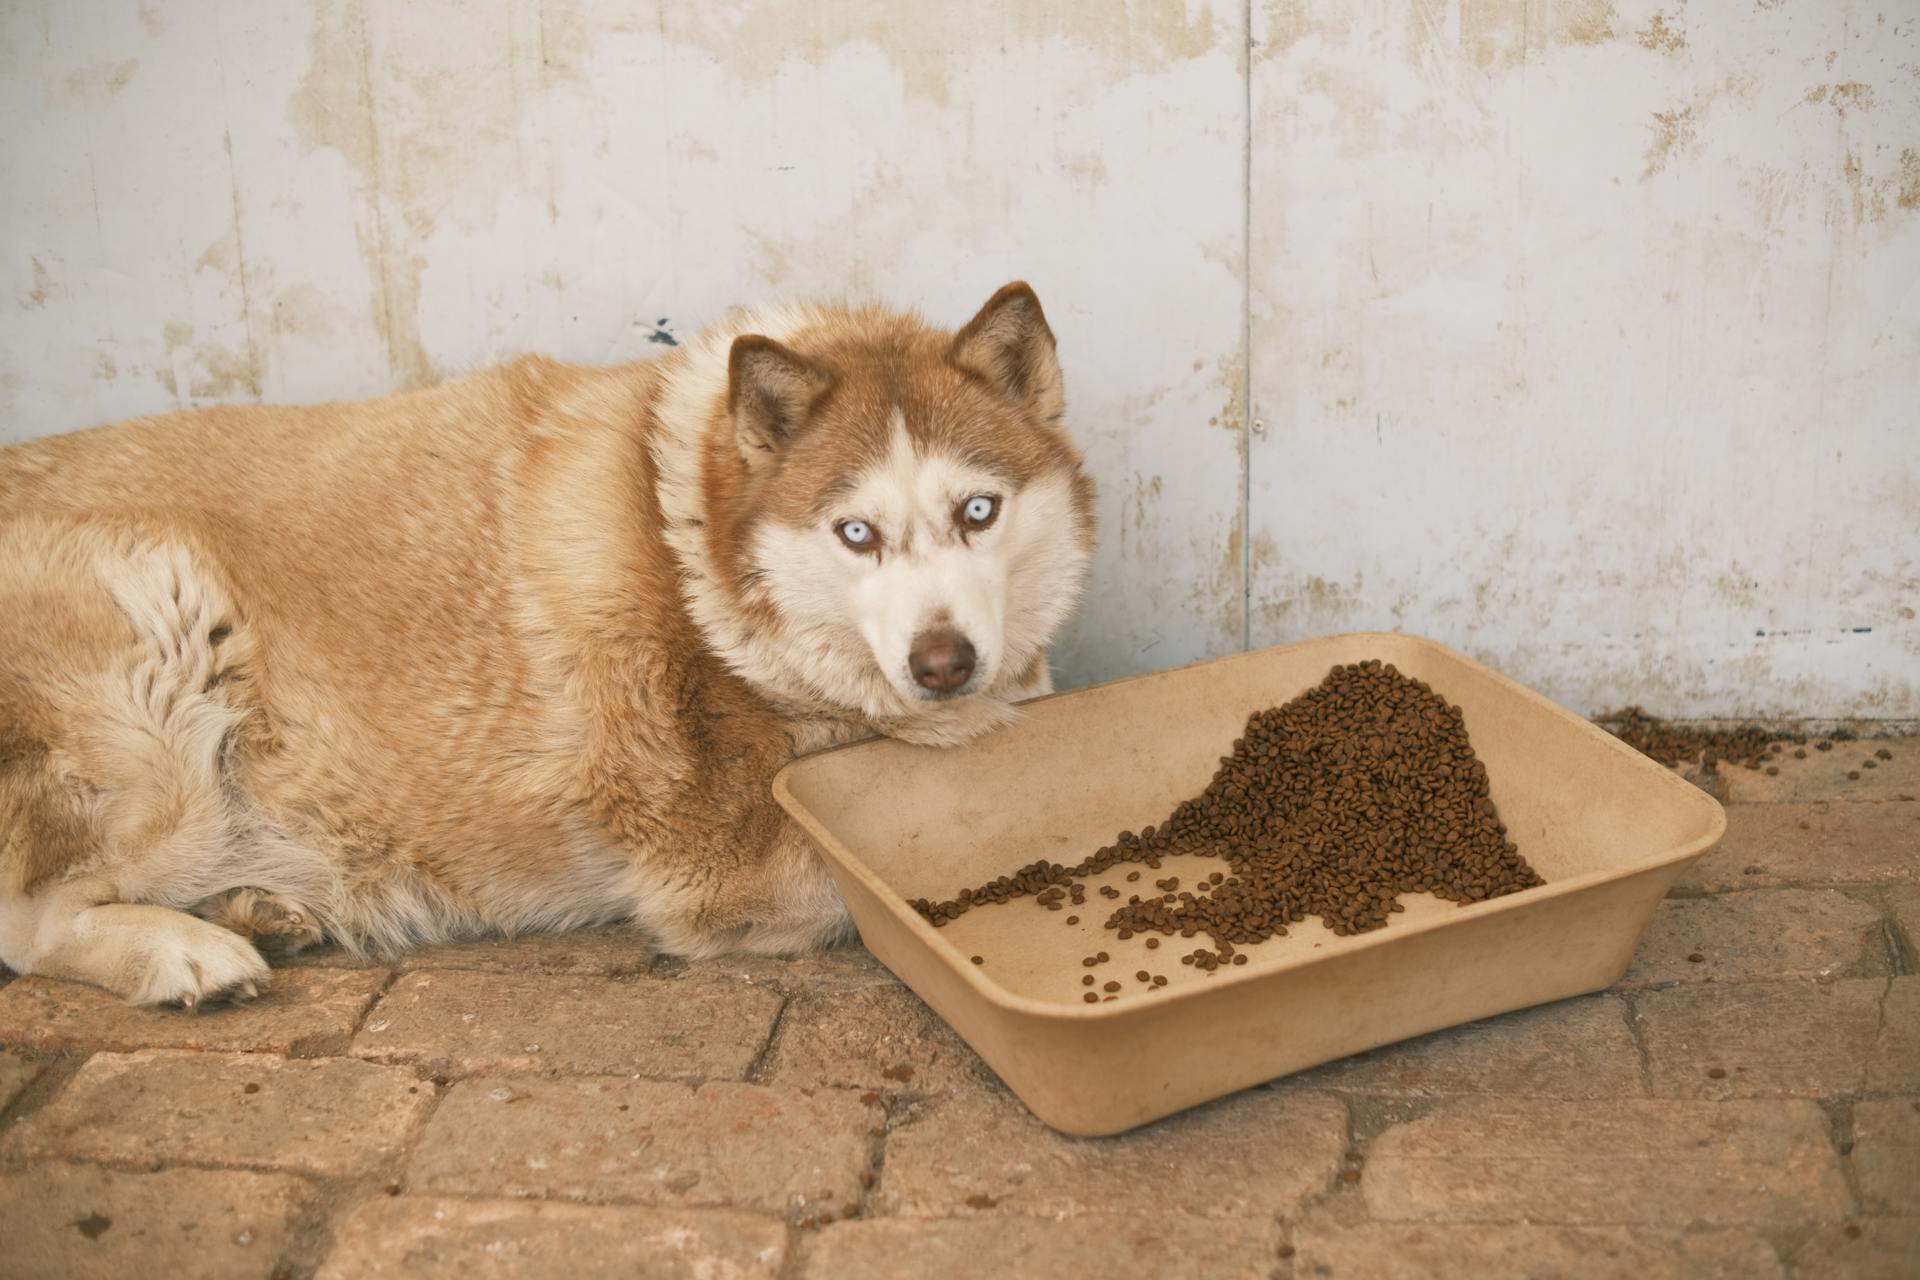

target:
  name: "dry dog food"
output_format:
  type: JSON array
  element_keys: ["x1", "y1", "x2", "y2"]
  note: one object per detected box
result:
[{"x1": 916, "y1": 660, "x2": 1544, "y2": 979}]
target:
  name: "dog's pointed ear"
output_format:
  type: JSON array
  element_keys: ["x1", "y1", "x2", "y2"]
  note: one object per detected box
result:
[
  {"x1": 728, "y1": 335, "x2": 833, "y2": 471},
  {"x1": 947, "y1": 282, "x2": 1064, "y2": 425}
]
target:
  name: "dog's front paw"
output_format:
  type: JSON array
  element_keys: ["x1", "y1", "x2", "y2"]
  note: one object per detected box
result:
[{"x1": 125, "y1": 912, "x2": 272, "y2": 1009}]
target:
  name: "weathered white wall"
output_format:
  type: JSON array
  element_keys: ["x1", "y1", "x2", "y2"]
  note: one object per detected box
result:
[{"x1": 3, "y1": 1, "x2": 1915, "y2": 717}]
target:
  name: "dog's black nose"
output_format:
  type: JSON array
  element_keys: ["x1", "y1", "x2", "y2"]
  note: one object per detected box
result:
[{"x1": 910, "y1": 629, "x2": 976, "y2": 693}]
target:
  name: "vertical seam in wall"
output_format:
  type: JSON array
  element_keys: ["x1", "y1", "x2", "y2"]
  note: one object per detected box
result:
[{"x1": 1241, "y1": 0, "x2": 1254, "y2": 653}]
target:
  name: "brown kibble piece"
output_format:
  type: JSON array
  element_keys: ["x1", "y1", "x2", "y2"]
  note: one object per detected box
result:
[
  {"x1": 1687, "y1": 952, "x2": 1706, "y2": 963},
  {"x1": 1848, "y1": 770, "x2": 1861, "y2": 780},
  {"x1": 1706, "y1": 1067, "x2": 1727, "y2": 1079},
  {"x1": 1104, "y1": 980, "x2": 1121, "y2": 992},
  {"x1": 1765, "y1": 766, "x2": 1779, "y2": 776},
  {"x1": 1876, "y1": 747, "x2": 1893, "y2": 760},
  {"x1": 1136, "y1": 970, "x2": 1151, "y2": 982},
  {"x1": 1082, "y1": 975, "x2": 1094, "y2": 986},
  {"x1": 970, "y1": 955, "x2": 984, "y2": 965},
  {"x1": 1065, "y1": 916, "x2": 1078, "y2": 924},
  {"x1": 1083, "y1": 992, "x2": 1098, "y2": 1003}
]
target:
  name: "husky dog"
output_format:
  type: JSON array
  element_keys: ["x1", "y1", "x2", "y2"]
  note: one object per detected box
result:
[{"x1": 0, "y1": 283, "x2": 1096, "y2": 1007}]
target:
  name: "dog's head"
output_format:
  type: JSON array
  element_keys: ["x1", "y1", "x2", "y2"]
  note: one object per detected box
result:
[{"x1": 678, "y1": 283, "x2": 1096, "y2": 744}]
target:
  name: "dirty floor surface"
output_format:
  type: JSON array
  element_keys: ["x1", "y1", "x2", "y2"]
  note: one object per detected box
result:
[{"x1": 1, "y1": 742, "x2": 1916, "y2": 1279}]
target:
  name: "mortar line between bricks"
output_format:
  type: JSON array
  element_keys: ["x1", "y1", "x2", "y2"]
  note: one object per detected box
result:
[
  {"x1": 0, "y1": 1051, "x2": 91, "y2": 1134},
  {"x1": 1817, "y1": 1097, "x2": 1870, "y2": 1219},
  {"x1": 1618, "y1": 993, "x2": 1657, "y2": 1097},
  {"x1": 268, "y1": 1170, "x2": 407, "y2": 1280},
  {"x1": 1879, "y1": 909, "x2": 1916, "y2": 976},
  {"x1": 741, "y1": 993, "x2": 792, "y2": 1085},
  {"x1": 344, "y1": 966, "x2": 401, "y2": 1037},
  {"x1": 851, "y1": 1093, "x2": 899, "y2": 1220},
  {"x1": 774, "y1": 1222, "x2": 809, "y2": 1280}
]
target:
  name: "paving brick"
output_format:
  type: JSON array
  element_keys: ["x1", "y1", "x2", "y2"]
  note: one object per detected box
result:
[
  {"x1": 1363, "y1": 1098, "x2": 1852, "y2": 1226},
  {"x1": 799, "y1": 1215, "x2": 1285, "y2": 1280},
  {"x1": 350, "y1": 970, "x2": 782, "y2": 1080},
  {"x1": 762, "y1": 984, "x2": 997, "y2": 1095},
  {"x1": 0, "y1": 967, "x2": 388, "y2": 1055},
  {"x1": 1634, "y1": 978, "x2": 1899, "y2": 1099},
  {"x1": 407, "y1": 1075, "x2": 877, "y2": 1220},
  {"x1": 0, "y1": 1165, "x2": 310, "y2": 1280},
  {"x1": 1621, "y1": 889, "x2": 1887, "y2": 988},
  {"x1": 1677, "y1": 802, "x2": 1920, "y2": 892},
  {"x1": 1866, "y1": 978, "x2": 1920, "y2": 1093},
  {"x1": 394, "y1": 927, "x2": 655, "y2": 977},
  {"x1": 1, "y1": 1049, "x2": 435, "y2": 1177},
  {"x1": 1851, "y1": 1098, "x2": 1920, "y2": 1214},
  {"x1": 1290, "y1": 1223, "x2": 1785, "y2": 1279},
  {"x1": 876, "y1": 1087, "x2": 1346, "y2": 1218},
  {"x1": 0, "y1": 1050, "x2": 41, "y2": 1111},
  {"x1": 1788, "y1": 1219, "x2": 1920, "y2": 1280},
  {"x1": 316, "y1": 1197, "x2": 787, "y2": 1279},
  {"x1": 1286, "y1": 995, "x2": 1644, "y2": 1098},
  {"x1": 662, "y1": 943, "x2": 899, "y2": 993}
]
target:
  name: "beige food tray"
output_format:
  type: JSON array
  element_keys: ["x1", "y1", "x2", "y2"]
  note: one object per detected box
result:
[{"x1": 773, "y1": 632, "x2": 1725, "y2": 1135}]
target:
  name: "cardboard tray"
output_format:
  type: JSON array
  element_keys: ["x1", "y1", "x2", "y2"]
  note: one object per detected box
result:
[{"x1": 772, "y1": 633, "x2": 1725, "y2": 1135}]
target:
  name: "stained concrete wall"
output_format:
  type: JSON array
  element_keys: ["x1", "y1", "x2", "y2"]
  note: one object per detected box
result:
[{"x1": 3, "y1": 1, "x2": 1915, "y2": 717}]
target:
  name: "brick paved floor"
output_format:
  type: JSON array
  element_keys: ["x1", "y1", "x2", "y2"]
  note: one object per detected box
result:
[{"x1": 1, "y1": 740, "x2": 1915, "y2": 1278}]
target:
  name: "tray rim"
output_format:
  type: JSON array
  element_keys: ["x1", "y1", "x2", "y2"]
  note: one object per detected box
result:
[{"x1": 772, "y1": 630, "x2": 1728, "y2": 1022}]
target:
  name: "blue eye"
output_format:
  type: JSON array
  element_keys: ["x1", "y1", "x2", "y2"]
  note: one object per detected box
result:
[
  {"x1": 961, "y1": 495, "x2": 998, "y2": 526},
  {"x1": 837, "y1": 520, "x2": 875, "y2": 550}
]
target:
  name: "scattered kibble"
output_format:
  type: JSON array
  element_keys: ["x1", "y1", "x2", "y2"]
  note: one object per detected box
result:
[{"x1": 1594, "y1": 707, "x2": 1806, "y2": 770}]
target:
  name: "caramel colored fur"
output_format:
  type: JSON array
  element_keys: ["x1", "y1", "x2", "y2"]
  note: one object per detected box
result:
[{"x1": 0, "y1": 286, "x2": 1094, "y2": 1005}]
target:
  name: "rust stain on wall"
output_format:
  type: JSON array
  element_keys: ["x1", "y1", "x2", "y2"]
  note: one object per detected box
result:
[
  {"x1": 1642, "y1": 106, "x2": 1697, "y2": 179},
  {"x1": 1804, "y1": 82, "x2": 1877, "y2": 114},
  {"x1": 1636, "y1": 12, "x2": 1687, "y2": 56},
  {"x1": 1453, "y1": 0, "x2": 1617, "y2": 73},
  {"x1": 62, "y1": 58, "x2": 138, "y2": 100},
  {"x1": 19, "y1": 257, "x2": 52, "y2": 310},
  {"x1": 155, "y1": 319, "x2": 261, "y2": 401},
  {"x1": 286, "y1": 0, "x2": 592, "y2": 388},
  {"x1": 665, "y1": 0, "x2": 1220, "y2": 107}
]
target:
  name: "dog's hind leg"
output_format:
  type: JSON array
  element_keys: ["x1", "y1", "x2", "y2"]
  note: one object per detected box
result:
[
  {"x1": 0, "y1": 521, "x2": 272, "y2": 1006},
  {"x1": 195, "y1": 887, "x2": 325, "y2": 957}
]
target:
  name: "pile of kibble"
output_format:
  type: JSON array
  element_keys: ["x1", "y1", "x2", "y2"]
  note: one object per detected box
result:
[{"x1": 914, "y1": 660, "x2": 1544, "y2": 998}]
